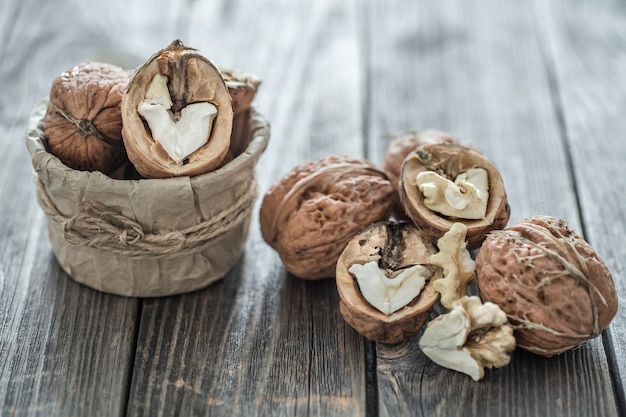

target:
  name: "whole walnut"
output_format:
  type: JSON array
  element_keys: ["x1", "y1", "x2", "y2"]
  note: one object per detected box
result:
[
  {"x1": 43, "y1": 62, "x2": 129, "y2": 174},
  {"x1": 260, "y1": 156, "x2": 394, "y2": 280},
  {"x1": 476, "y1": 216, "x2": 618, "y2": 356}
]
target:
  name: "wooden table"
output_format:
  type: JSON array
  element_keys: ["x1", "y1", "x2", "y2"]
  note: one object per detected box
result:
[{"x1": 1, "y1": 0, "x2": 625, "y2": 416}]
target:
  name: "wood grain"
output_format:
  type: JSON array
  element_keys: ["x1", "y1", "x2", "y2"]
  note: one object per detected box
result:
[
  {"x1": 1, "y1": 0, "x2": 625, "y2": 416},
  {"x1": 125, "y1": 0, "x2": 367, "y2": 415},
  {"x1": 360, "y1": 0, "x2": 620, "y2": 416},
  {"x1": 0, "y1": 0, "x2": 176, "y2": 415},
  {"x1": 536, "y1": 0, "x2": 626, "y2": 412}
]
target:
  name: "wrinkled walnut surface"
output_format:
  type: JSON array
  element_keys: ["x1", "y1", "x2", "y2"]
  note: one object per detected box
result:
[
  {"x1": 122, "y1": 40, "x2": 233, "y2": 178},
  {"x1": 383, "y1": 130, "x2": 458, "y2": 218},
  {"x1": 336, "y1": 221, "x2": 442, "y2": 343},
  {"x1": 476, "y1": 215, "x2": 618, "y2": 356},
  {"x1": 43, "y1": 62, "x2": 129, "y2": 174},
  {"x1": 260, "y1": 156, "x2": 393, "y2": 280},
  {"x1": 400, "y1": 143, "x2": 510, "y2": 250}
]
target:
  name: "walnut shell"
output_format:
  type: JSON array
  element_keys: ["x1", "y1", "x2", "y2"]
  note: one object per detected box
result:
[
  {"x1": 400, "y1": 142, "x2": 510, "y2": 250},
  {"x1": 219, "y1": 67, "x2": 262, "y2": 158},
  {"x1": 260, "y1": 156, "x2": 394, "y2": 280},
  {"x1": 383, "y1": 130, "x2": 459, "y2": 218},
  {"x1": 336, "y1": 221, "x2": 441, "y2": 343},
  {"x1": 218, "y1": 66, "x2": 261, "y2": 115},
  {"x1": 42, "y1": 62, "x2": 129, "y2": 174},
  {"x1": 476, "y1": 216, "x2": 618, "y2": 356},
  {"x1": 122, "y1": 40, "x2": 233, "y2": 178}
]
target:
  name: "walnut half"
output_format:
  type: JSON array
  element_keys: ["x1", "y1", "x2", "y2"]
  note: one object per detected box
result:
[
  {"x1": 400, "y1": 142, "x2": 510, "y2": 250},
  {"x1": 122, "y1": 40, "x2": 233, "y2": 178},
  {"x1": 336, "y1": 221, "x2": 442, "y2": 343}
]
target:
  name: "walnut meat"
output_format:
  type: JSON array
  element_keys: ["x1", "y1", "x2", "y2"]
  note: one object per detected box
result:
[
  {"x1": 260, "y1": 156, "x2": 393, "y2": 280},
  {"x1": 400, "y1": 142, "x2": 510, "y2": 250},
  {"x1": 336, "y1": 221, "x2": 442, "y2": 343},
  {"x1": 42, "y1": 62, "x2": 129, "y2": 174},
  {"x1": 476, "y1": 216, "x2": 618, "y2": 356},
  {"x1": 419, "y1": 295, "x2": 515, "y2": 381},
  {"x1": 122, "y1": 40, "x2": 233, "y2": 178}
]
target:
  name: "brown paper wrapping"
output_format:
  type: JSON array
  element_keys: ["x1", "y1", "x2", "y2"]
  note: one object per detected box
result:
[{"x1": 26, "y1": 100, "x2": 269, "y2": 297}]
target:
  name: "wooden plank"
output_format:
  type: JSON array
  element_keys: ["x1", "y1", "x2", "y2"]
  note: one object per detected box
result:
[
  {"x1": 536, "y1": 0, "x2": 626, "y2": 412},
  {"x1": 360, "y1": 0, "x2": 620, "y2": 415},
  {"x1": 0, "y1": 0, "x2": 182, "y2": 415},
  {"x1": 125, "y1": 1, "x2": 368, "y2": 415}
]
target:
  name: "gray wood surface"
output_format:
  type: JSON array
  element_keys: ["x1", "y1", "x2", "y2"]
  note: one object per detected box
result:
[
  {"x1": 363, "y1": 1, "x2": 619, "y2": 416},
  {"x1": 538, "y1": 0, "x2": 626, "y2": 411},
  {"x1": 0, "y1": 0, "x2": 624, "y2": 416}
]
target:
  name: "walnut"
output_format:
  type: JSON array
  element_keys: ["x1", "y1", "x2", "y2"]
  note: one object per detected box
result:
[
  {"x1": 259, "y1": 156, "x2": 393, "y2": 280},
  {"x1": 476, "y1": 215, "x2": 618, "y2": 356},
  {"x1": 218, "y1": 67, "x2": 262, "y2": 158},
  {"x1": 400, "y1": 142, "x2": 510, "y2": 250},
  {"x1": 336, "y1": 221, "x2": 442, "y2": 343},
  {"x1": 382, "y1": 130, "x2": 458, "y2": 218},
  {"x1": 121, "y1": 40, "x2": 233, "y2": 178},
  {"x1": 42, "y1": 62, "x2": 129, "y2": 174},
  {"x1": 218, "y1": 66, "x2": 261, "y2": 115}
]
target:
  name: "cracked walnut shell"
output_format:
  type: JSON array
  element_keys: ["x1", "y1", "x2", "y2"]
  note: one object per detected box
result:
[
  {"x1": 122, "y1": 40, "x2": 233, "y2": 178},
  {"x1": 260, "y1": 156, "x2": 394, "y2": 280},
  {"x1": 42, "y1": 62, "x2": 129, "y2": 174},
  {"x1": 336, "y1": 221, "x2": 441, "y2": 343},
  {"x1": 476, "y1": 216, "x2": 618, "y2": 356},
  {"x1": 400, "y1": 142, "x2": 510, "y2": 250}
]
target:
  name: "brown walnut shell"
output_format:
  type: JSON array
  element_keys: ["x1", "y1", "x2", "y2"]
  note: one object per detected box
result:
[
  {"x1": 400, "y1": 142, "x2": 510, "y2": 250},
  {"x1": 219, "y1": 67, "x2": 262, "y2": 158},
  {"x1": 383, "y1": 130, "x2": 459, "y2": 218},
  {"x1": 122, "y1": 40, "x2": 233, "y2": 178},
  {"x1": 42, "y1": 62, "x2": 129, "y2": 174},
  {"x1": 476, "y1": 216, "x2": 618, "y2": 356},
  {"x1": 260, "y1": 156, "x2": 394, "y2": 280},
  {"x1": 218, "y1": 66, "x2": 261, "y2": 115},
  {"x1": 336, "y1": 221, "x2": 442, "y2": 343}
]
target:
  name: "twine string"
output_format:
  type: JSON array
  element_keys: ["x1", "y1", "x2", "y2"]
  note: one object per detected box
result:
[{"x1": 35, "y1": 178, "x2": 257, "y2": 259}]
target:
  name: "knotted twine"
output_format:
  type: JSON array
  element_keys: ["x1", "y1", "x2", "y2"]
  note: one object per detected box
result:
[{"x1": 35, "y1": 176, "x2": 257, "y2": 260}]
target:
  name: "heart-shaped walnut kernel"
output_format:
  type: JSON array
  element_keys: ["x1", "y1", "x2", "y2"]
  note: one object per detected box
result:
[
  {"x1": 336, "y1": 221, "x2": 442, "y2": 343},
  {"x1": 260, "y1": 156, "x2": 394, "y2": 280},
  {"x1": 122, "y1": 40, "x2": 233, "y2": 178}
]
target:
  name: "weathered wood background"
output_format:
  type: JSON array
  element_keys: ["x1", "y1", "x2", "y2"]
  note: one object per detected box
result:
[{"x1": 1, "y1": 0, "x2": 625, "y2": 416}]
